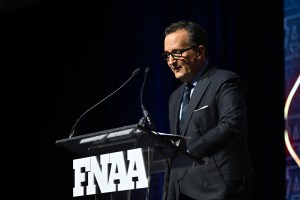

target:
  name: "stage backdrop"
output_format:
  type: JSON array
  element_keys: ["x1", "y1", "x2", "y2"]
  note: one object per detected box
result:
[{"x1": 284, "y1": 0, "x2": 300, "y2": 199}]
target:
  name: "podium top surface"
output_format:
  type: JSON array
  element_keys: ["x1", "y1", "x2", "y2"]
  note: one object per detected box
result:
[
  {"x1": 55, "y1": 124, "x2": 147, "y2": 155},
  {"x1": 56, "y1": 124, "x2": 139, "y2": 145}
]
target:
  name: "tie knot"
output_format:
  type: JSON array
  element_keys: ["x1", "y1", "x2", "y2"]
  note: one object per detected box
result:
[{"x1": 185, "y1": 82, "x2": 194, "y2": 90}]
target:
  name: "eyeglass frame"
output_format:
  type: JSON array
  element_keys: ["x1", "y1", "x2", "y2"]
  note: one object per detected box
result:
[{"x1": 162, "y1": 45, "x2": 197, "y2": 61}]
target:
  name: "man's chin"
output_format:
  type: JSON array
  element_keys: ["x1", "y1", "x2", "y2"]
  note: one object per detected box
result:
[{"x1": 175, "y1": 73, "x2": 186, "y2": 82}]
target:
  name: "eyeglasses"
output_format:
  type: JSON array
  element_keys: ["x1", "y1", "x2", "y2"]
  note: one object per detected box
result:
[{"x1": 162, "y1": 46, "x2": 196, "y2": 61}]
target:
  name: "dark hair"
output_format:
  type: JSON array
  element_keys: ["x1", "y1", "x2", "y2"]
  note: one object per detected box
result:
[{"x1": 164, "y1": 20, "x2": 207, "y2": 48}]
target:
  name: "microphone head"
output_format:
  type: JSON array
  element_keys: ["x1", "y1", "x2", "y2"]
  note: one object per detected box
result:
[
  {"x1": 145, "y1": 67, "x2": 150, "y2": 73},
  {"x1": 132, "y1": 68, "x2": 141, "y2": 76}
]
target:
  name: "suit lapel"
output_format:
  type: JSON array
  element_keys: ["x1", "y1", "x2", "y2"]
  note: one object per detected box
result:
[
  {"x1": 181, "y1": 77, "x2": 211, "y2": 136},
  {"x1": 171, "y1": 84, "x2": 185, "y2": 134}
]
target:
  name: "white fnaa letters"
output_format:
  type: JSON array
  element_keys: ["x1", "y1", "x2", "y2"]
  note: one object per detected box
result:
[{"x1": 73, "y1": 148, "x2": 148, "y2": 197}]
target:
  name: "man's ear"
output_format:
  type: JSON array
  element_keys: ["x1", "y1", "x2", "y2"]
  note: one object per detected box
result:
[{"x1": 197, "y1": 45, "x2": 206, "y2": 59}]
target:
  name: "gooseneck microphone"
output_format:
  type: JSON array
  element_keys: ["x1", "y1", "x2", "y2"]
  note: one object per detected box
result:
[
  {"x1": 69, "y1": 68, "x2": 141, "y2": 138},
  {"x1": 138, "y1": 67, "x2": 156, "y2": 131}
]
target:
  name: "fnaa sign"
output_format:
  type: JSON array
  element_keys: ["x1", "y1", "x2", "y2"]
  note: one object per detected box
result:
[{"x1": 73, "y1": 148, "x2": 148, "y2": 197}]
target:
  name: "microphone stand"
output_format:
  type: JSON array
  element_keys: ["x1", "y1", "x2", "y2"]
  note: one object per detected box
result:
[
  {"x1": 138, "y1": 67, "x2": 156, "y2": 131},
  {"x1": 69, "y1": 68, "x2": 141, "y2": 138}
]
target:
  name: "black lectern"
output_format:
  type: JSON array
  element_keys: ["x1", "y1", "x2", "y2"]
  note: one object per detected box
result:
[{"x1": 55, "y1": 124, "x2": 202, "y2": 199}]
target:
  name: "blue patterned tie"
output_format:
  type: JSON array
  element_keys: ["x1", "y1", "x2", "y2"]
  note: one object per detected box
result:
[{"x1": 179, "y1": 83, "x2": 193, "y2": 133}]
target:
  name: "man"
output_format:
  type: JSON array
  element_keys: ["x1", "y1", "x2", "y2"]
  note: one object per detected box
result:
[{"x1": 163, "y1": 20, "x2": 255, "y2": 200}]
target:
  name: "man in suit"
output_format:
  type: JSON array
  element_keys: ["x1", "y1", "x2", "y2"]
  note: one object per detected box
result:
[{"x1": 162, "y1": 20, "x2": 256, "y2": 200}]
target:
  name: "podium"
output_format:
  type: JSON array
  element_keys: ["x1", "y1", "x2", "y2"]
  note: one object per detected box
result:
[{"x1": 55, "y1": 124, "x2": 203, "y2": 199}]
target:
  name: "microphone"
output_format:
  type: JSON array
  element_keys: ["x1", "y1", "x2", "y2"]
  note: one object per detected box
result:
[
  {"x1": 138, "y1": 67, "x2": 156, "y2": 131},
  {"x1": 69, "y1": 68, "x2": 141, "y2": 138}
]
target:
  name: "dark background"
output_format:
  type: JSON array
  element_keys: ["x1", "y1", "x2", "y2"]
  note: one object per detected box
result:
[{"x1": 2, "y1": 0, "x2": 285, "y2": 199}]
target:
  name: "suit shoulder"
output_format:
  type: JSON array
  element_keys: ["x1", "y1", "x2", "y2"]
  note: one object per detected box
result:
[
  {"x1": 214, "y1": 68, "x2": 240, "y2": 77},
  {"x1": 212, "y1": 68, "x2": 242, "y2": 82}
]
